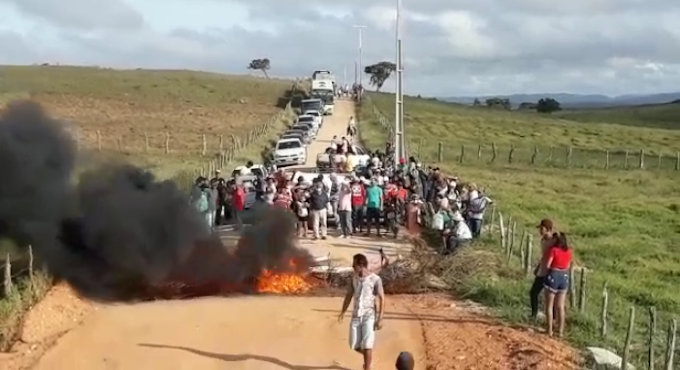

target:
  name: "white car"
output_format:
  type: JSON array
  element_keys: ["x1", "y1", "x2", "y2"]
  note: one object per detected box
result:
[
  {"x1": 316, "y1": 145, "x2": 370, "y2": 171},
  {"x1": 273, "y1": 138, "x2": 307, "y2": 167},
  {"x1": 297, "y1": 114, "x2": 319, "y2": 131},
  {"x1": 303, "y1": 110, "x2": 323, "y2": 127},
  {"x1": 231, "y1": 164, "x2": 267, "y2": 179}
]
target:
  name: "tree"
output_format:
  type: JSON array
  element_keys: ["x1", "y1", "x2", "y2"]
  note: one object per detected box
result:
[
  {"x1": 485, "y1": 97, "x2": 511, "y2": 110},
  {"x1": 472, "y1": 98, "x2": 481, "y2": 107},
  {"x1": 536, "y1": 98, "x2": 562, "y2": 113},
  {"x1": 363, "y1": 61, "x2": 396, "y2": 91},
  {"x1": 247, "y1": 58, "x2": 271, "y2": 78}
]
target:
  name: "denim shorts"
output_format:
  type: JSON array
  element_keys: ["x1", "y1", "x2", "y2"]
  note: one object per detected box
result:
[{"x1": 544, "y1": 269, "x2": 569, "y2": 293}]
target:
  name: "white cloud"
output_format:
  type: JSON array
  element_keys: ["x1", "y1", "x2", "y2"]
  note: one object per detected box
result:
[{"x1": 1, "y1": 0, "x2": 680, "y2": 96}]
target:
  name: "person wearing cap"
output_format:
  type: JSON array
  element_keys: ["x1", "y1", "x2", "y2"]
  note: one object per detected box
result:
[
  {"x1": 444, "y1": 212, "x2": 472, "y2": 254},
  {"x1": 529, "y1": 218, "x2": 557, "y2": 320},
  {"x1": 395, "y1": 351, "x2": 415, "y2": 370}
]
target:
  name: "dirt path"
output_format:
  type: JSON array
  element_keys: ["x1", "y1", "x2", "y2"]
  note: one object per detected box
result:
[{"x1": 29, "y1": 296, "x2": 425, "y2": 370}]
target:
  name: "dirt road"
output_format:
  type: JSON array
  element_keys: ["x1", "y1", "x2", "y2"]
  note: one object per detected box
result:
[
  {"x1": 289, "y1": 99, "x2": 412, "y2": 268},
  {"x1": 30, "y1": 296, "x2": 425, "y2": 370}
]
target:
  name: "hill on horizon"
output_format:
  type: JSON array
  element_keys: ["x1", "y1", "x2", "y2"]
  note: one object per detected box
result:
[{"x1": 441, "y1": 92, "x2": 680, "y2": 108}]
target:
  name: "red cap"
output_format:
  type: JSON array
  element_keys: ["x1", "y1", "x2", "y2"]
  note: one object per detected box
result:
[{"x1": 399, "y1": 158, "x2": 406, "y2": 164}]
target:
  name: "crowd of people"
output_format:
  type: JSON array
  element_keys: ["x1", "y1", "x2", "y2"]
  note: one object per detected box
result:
[{"x1": 188, "y1": 140, "x2": 574, "y2": 365}]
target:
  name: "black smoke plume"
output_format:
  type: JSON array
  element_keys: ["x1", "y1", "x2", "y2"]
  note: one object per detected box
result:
[{"x1": 0, "y1": 100, "x2": 313, "y2": 301}]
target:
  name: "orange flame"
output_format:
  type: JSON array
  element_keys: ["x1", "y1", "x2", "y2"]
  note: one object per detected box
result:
[{"x1": 255, "y1": 258, "x2": 312, "y2": 294}]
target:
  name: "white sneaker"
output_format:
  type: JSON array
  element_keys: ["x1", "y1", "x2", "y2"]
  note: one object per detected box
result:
[{"x1": 338, "y1": 235, "x2": 345, "y2": 239}]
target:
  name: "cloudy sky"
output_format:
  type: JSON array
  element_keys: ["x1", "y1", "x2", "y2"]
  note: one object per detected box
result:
[{"x1": 1, "y1": 0, "x2": 679, "y2": 96}]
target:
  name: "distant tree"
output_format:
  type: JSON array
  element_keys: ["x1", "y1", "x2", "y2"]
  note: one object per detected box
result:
[
  {"x1": 473, "y1": 98, "x2": 481, "y2": 107},
  {"x1": 536, "y1": 98, "x2": 562, "y2": 113},
  {"x1": 247, "y1": 58, "x2": 271, "y2": 78},
  {"x1": 518, "y1": 102, "x2": 537, "y2": 110},
  {"x1": 364, "y1": 61, "x2": 396, "y2": 91},
  {"x1": 485, "y1": 97, "x2": 511, "y2": 110}
]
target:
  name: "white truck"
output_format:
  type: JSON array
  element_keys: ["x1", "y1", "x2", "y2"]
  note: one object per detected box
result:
[
  {"x1": 273, "y1": 138, "x2": 307, "y2": 167},
  {"x1": 316, "y1": 144, "x2": 370, "y2": 172}
]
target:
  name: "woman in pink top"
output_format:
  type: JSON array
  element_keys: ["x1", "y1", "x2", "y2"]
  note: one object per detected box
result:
[{"x1": 337, "y1": 182, "x2": 353, "y2": 238}]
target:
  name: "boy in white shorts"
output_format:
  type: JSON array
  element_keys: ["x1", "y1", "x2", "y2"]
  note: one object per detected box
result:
[{"x1": 338, "y1": 253, "x2": 385, "y2": 370}]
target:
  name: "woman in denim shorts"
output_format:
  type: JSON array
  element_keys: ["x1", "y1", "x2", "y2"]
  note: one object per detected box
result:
[{"x1": 542, "y1": 233, "x2": 573, "y2": 337}]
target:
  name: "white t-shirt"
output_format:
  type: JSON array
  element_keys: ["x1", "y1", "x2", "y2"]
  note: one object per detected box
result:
[
  {"x1": 454, "y1": 221, "x2": 473, "y2": 240},
  {"x1": 351, "y1": 273, "x2": 384, "y2": 319}
]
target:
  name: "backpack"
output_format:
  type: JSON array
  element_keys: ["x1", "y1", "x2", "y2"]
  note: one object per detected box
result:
[{"x1": 195, "y1": 191, "x2": 209, "y2": 213}]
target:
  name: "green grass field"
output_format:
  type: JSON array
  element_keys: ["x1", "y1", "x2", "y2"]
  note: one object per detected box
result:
[
  {"x1": 554, "y1": 102, "x2": 680, "y2": 130},
  {"x1": 0, "y1": 65, "x2": 297, "y2": 178},
  {"x1": 358, "y1": 92, "x2": 680, "y2": 367},
  {"x1": 364, "y1": 93, "x2": 680, "y2": 170}
]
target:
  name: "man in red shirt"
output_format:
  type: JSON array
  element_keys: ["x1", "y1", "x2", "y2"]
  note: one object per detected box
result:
[
  {"x1": 231, "y1": 182, "x2": 246, "y2": 229},
  {"x1": 350, "y1": 178, "x2": 366, "y2": 234}
]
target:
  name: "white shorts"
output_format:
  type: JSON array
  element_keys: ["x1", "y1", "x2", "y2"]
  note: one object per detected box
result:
[{"x1": 349, "y1": 316, "x2": 375, "y2": 350}]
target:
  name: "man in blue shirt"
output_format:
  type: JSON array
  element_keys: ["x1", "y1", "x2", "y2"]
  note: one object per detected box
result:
[{"x1": 364, "y1": 179, "x2": 383, "y2": 237}]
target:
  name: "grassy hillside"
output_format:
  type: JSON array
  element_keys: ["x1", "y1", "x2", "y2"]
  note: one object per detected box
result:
[
  {"x1": 367, "y1": 93, "x2": 680, "y2": 170},
  {"x1": 554, "y1": 102, "x2": 680, "y2": 130},
  {"x1": 358, "y1": 92, "x2": 680, "y2": 367},
  {"x1": 0, "y1": 65, "x2": 295, "y2": 177}
]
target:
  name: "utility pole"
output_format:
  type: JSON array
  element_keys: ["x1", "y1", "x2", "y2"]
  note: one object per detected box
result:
[
  {"x1": 353, "y1": 25, "x2": 366, "y2": 91},
  {"x1": 394, "y1": 0, "x2": 405, "y2": 163}
]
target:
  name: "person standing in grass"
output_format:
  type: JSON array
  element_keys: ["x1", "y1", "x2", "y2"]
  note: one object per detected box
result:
[
  {"x1": 338, "y1": 253, "x2": 385, "y2": 370},
  {"x1": 529, "y1": 218, "x2": 556, "y2": 320},
  {"x1": 542, "y1": 232, "x2": 573, "y2": 337},
  {"x1": 466, "y1": 190, "x2": 493, "y2": 238}
]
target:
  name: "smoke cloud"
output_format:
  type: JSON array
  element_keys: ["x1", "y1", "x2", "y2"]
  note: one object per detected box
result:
[{"x1": 0, "y1": 100, "x2": 312, "y2": 301}]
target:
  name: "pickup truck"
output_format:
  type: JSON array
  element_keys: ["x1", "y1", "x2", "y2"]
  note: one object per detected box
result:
[{"x1": 316, "y1": 145, "x2": 370, "y2": 172}]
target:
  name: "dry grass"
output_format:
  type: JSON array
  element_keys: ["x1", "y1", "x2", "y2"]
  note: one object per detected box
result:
[
  {"x1": 358, "y1": 92, "x2": 680, "y2": 368},
  {"x1": 0, "y1": 65, "x2": 296, "y2": 176}
]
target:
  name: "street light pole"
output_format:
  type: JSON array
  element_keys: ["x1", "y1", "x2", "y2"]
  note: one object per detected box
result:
[
  {"x1": 394, "y1": 0, "x2": 404, "y2": 164},
  {"x1": 352, "y1": 25, "x2": 366, "y2": 90}
]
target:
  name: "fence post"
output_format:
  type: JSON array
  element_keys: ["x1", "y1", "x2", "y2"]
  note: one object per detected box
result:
[
  {"x1": 621, "y1": 306, "x2": 635, "y2": 370},
  {"x1": 165, "y1": 132, "x2": 170, "y2": 154},
  {"x1": 566, "y1": 146, "x2": 573, "y2": 167},
  {"x1": 477, "y1": 144, "x2": 482, "y2": 161},
  {"x1": 675, "y1": 152, "x2": 679, "y2": 171},
  {"x1": 3, "y1": 253, "x2": 13, "y2": 297},
  {"x1": 202, "y1": 134, "x2": 207, "y2": 156},
  {"x1": 96, "y1": 130, "x2": 102, "y2": 151},
  {"x1": 600, "y1": 281, "x2": 609, "y2": 338},
  {"x1": 498, "y1": 213, "x2": 506, "y2": 249},
  {"x1": 665, "y1": 319, "x2": 677, "y2": 370},
  {"x1": 491, "y1": 142, "x2": 497, "y2": 163},
  {"x1": 649, "y1": 306, "x2": 656, "y2": 370},
  {"x1": 568, "y1": 263, "x2": 576, "y2": 309},
  {"x1": 624, "y1": 150, "x2": 630, "y2": 169},
  {"x1": 548, "y1": 146, "x2": 554, "y2": 164},
  {"x1": 219, "y1": 134, "x2": 224, "y2": 151},
  {"x1": 605, "y1": 150, "x2": 610, "y2": 169},
  {"x1": 508, "y1": 145, "x2": 515, "y2": 163},
  {"x1": 578, "y1": 268, "x2": 587, "y2": 312},
  {"x1": 459, "y1": 145, "x2": 465, "y2": 164},
  {"x1": 144, "y1": 132, "x2": 149, "y2": 152},
  {"x1": 639, "y1": 149, "x2": 645, "y2": 169},
  {"x1": 437, "y1": 143, "x2": 443, "y2": 162},
  {"x1": 525, "y1": 235, "x2": 534, "y2": 277},
  {"x1": 518, "y1": 230, "x2": 527, "y2": 267},
  {"x1": 28, "y1": 245, "x2": 35, "y2": 288},
  {"x1": 530, "y1": 145, "x2": 538, "y2": 165}
]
